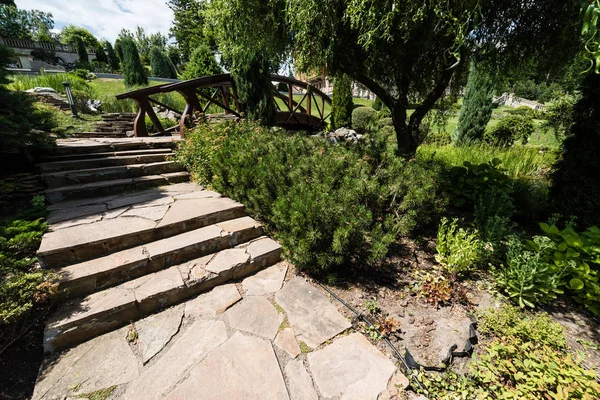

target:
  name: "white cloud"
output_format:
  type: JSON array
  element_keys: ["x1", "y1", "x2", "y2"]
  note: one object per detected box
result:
[{"x1": 15, "y1": 0, "x2": 174, "y2": 42}]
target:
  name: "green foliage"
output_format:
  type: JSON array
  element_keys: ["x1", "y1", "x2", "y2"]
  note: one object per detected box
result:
[
  {"x1": 551, "y1": 73, "x2": 600, "y2": 229},
  {"x1": 178, "y1": 121, "x2": 446, "y2": 273},
  {"x1": 182, "y1": 45, "x2": 221, "y2": 80},
  {"x1": 150, "y1": 46, "x2": 176, "y2": 79},
  {"x1": 351, "y1": 107, "x2": 377, "y2": 133},
  {"x1": 93, "y1": 44, "x2": 108, "y2": 65},
  {"x1": 364, "y1": 299, "x2": 379, "y2": 315},
  {"x1": 506, "y1": 79, "x2": 566, "y2": 103},
  {"x1": 422, "y1": 305, "x2": 600, "y2": 399},
  {"x1": 35, "y1": 103, "x2": 99, "y2": 137},
  {"x1": 168, "y1": 0, "x2": 213, "y2": 60},
  {"x1": 506, "y1": 105, "x2": 545, "y2": 120},
  {"x1": 8, "y1": 72, "x2": 91, "y2": 95},
  {"x1": 0, "y1": 5, "x2": 53, "y2": 40},
  {"x1": 486, "y1": 115, "x2": 535, "y2": 146},
  {"x1": 474, "y1": 187, "x2": 514, "y2": 254},
  {"x1": 435, "y1": 218, "x2": 481, "y2": 275},
  {"x1": 104, "y1": 41, "x2": 119, "y2": 72},
  {"x1": 418, "y1": 270, "x2": 452, "y2": 307},
  {"x1": 59, "y1": 25, "x2": 98, "y2": 47},
  {"x1": 379, "y1": 117, "x2": 393, "y2": 127},
  {"x1": 372, "y1": 96, "x2": 384, "y2": 111},
  {"x1": 542, "y1": 94, "x2": 578, "y2": 141},
  {"x1": 495, "y1": 236, "x2": 565, "y2": 308},
  {"x1": 331, "y1": 74, "x2": 353, "y2": 129},
  {"x1": 121, "y1": 37, "x2": 148, "y2": 87},
  {"x1": 232, "y1": 52, "x2": 276, "y2": 126},
  {"x1": 74, "y1": 36, "x2": 89, "y2": 66},
  {"x1": 453, "y1": 63, "x2": 494, "y2": 144}
]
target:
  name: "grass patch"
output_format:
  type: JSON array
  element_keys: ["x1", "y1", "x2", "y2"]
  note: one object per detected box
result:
[
  {"x1": 417, "y1": 143, "x2": 556, "y2": 180},
  {"x1": 77, "y1": 385, "x2": 117, "y2": 400},
  {"x1": 8, "y1": 73, "x2": 91, "y2": 95},
  {"x1": 278, "y1": 318, "x2": 290, "y2": 332},
  {"x1": 34, "y1": 103, "x2": 100, "y2": 136},
  {"x1": 298, "y1": 341, "x2": 312, "y2": 353}
]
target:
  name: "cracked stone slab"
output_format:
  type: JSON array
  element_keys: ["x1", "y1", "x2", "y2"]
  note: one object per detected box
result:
[
  {"x1": 275, "y1": 327, "x2": 301, "y2": 358},
  {"x1": 225, "y1": 296, "x2": 283, "y2": 339},
  {"x1": 124, "y1": 319, "x2": 227, "y2": 400},
  {"x1": 242, "y1": 262, "x2": 287, "y2": 296},
  {"x1": 285, "y1": 359, "x2": 318, "y2": 400},
  {"x1": 47, "y1": 203, "x2": 107, "y2": 224},
  {"x1": 174, "y1": 190, "x2": 221, "y2": 200},
  {"x1": 156, "y1": 197, "x2": 243, "y2": 228},
  {"x1": 167, "y1": 332, "x2": 289, "y2": 400},
  {"x1": 51, "y1": 214, "x2": 103, "y2": 230},
  {"x1": 274, "y1": 277, "x2": 351, "y2": 348},
  {"x1": 307, "y1": 333, "x2": 396, "y2": 400},
  {"x1": 204, "y1": 248, "x2": 250, "y2": 275},
  {"x1": 184, "y1": 284, "x2": 241, "y2": 318},
  {"x1": 136, "y1": 304, "x2": 184, "y2": 364},
  {"x1": 107, "y1": 191, "x2": 169, "y2": 209},
  {"x1": 121, "y1": 204, "x2": 170, "y2": 221},
  {"x1": 33, "y1": 325, "x2": 138, "y2": 400}
]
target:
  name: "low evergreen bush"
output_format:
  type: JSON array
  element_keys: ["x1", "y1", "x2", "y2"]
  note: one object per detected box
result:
[
  {"x1": 352, "y1": 107, "x2": 378, "y2": 133},
  {"x1": 485, "y1": 115, "x2": 535, "y2": 146}
]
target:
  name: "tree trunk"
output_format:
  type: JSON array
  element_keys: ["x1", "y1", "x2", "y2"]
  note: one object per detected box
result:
[{"x1": 390, "y1": 103, "x2": 417, "y2": 156}]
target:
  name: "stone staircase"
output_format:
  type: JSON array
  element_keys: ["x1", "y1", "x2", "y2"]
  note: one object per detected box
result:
[
  {"x1": 75, "y1": 113, "x2": 137, "y2": 138},
  {"x1": 37, "y1": 138, "x2": 282, "y2": 353}
]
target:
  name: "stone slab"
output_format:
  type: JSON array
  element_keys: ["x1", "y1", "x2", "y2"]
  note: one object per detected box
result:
[
  {"x1": 242, "y1": 262, "x2": 287, "y2": 296},
  {"x1": 275, "y1": 327, "x2": 301, "y2": 358},
  {"x1": 225, "y1": 296, "x2": 283, "y2": 340},
  {"x1": 184, "y1": 284, "x2": 241, "y2": 318},
  {"x1": 156, "y1": 197, "x2": 242, "y2": 228},
  {"x1": 136, "y1": 304, "x2": 184, "y2": 364},
  {"x1": 307, "y1": 333, "x2": 396, "y2": 400},
  {"x1": 124, "y1": 319, "x2": 228, "y2": 400},
  {"x1": 204, "y1": 248, "x2": 250, "y2": 275},
  {"x1": 47, "y1": 203, "x2": 107, "y2": 224},
  {"x1": 285, "y1": 359, "x2": 318, "y2": 400},
  {"x1": 33, "y1": 326, "x2": 138, "y2": 400},
  {"x1": 166, "y1": 332, "x2": 289, "y2": 400},
  {"x1": 274, "y1": 277, "x2": 351, "y2": 348}
]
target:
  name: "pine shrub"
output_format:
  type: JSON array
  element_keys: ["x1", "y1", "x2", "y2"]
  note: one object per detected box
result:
[
  {"x1": 232, "y1": 52, "x2": 276, "y2": 126},
  {"x1": 352, "y1": 107, "x2": 378, "y2": 133},
  {"x1": 121, "y1": 37, "x2": 148, "y2": 87},
  {"x1": 182, "y1": 45, "x2": 221, "y2": 80},
  {"x1": 331, "y1": 74, "x2": 353, "y2": 129},
  {"x1": 453, "y1": 63, "x2": 494, "y2": 144},
  {"x1": 150, "y1": 46, "x2": 177, "y2": 79},
  {"x1": 94, "y1": 44, "x2": 108, "y2": 64},
  {"x1": 104, "y1": 41, "x2": 120, "y2": 72},
  {"x1": 74, "y1": 37, "x2": 89, "y2": 67}
]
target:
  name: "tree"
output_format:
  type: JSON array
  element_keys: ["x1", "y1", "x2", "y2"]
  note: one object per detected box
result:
[
  {"x1": 94, "y1": 44, "x2": 108, "y2": 64},
  {"x1": 60, "y1": 25, "x2": 98, "y2": 47},
  {"x1": 121, "y1": 37, "x2": 148, "y2": 87},
  {"x1": 150, "y1": 46, "x2": 177, "y2": 79},
  {"x1": 168, "y1": 0, "x2": 213, "y2": 60},
  {"x1": 331, "y1": 74, "x2": 353, "y2": 129},
  {"x1": 182, "y1": 44, "x2": 221, "y2": 80},
  {"x1": 114, "y1": 38, "x2": 124, "y2": 63},
  {"x1": 167, "y1": 45, "x2": 182, "y2": 73},
  {"x1": 0, "y1": 5, "x2": 53, "y2": 40},
  {"x1": 104, "y1": 41, "x2": 120, "y2": 71},
  {"x1": 233, "y1": 51, "x2": 276, "y2": 126},
  {"x1": 452, "y1": 63, "x2": 495, "y2": 144},
  {"x1": 74, "y1": 36, "x2": 89, "y2": 65}
]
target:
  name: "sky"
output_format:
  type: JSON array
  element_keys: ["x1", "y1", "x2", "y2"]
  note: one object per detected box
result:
[{"x1": 15, "y1": 0, "x2": 174, "y2": 43}]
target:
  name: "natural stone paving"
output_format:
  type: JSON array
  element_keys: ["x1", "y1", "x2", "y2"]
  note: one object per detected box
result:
[
  {"x1": 275, "y1": 277, "x2": 352, "y2": 348},
  {"x1": 242, "y1": 261, "x2": 288, "y2": 295},
  {"x1": 34, "y1": 273, "x2": 408, "y2": 399}
]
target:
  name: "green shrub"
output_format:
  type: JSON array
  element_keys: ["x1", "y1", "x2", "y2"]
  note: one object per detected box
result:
[
  {"x1": 486, "y1": 114, "x2": 535, "y2": 146},
  {"x1": 372, "y1": 96, "x2": 384, "y2": 111},
  {"x1": 352, "y1": 106, "x2": 378, "y2": 133},
  {"x1": 8, "y1": 72, "x2": 91, "y2": 95},
  {"x1": 495, "y1": 235, "x2": 564, "y2": 308},
  {"x1": 506, "y1": 105, "x2": 544, "y2": 119},
  {"x1": 145, "y1": 116, "x2": 177, "y2": 134},
  {"x1": 74, "y1": 36, "x2": 89, "y2": 66},
  {"x1": 150, "y1": 47, "x2": 177, "y2": 79},
  {"x1": 379, "y1": 117, "x2": 393, "y2": 127},
  {"x1": 377, "y1": 107, "x2": 391, "y2": 119},
  {"x1": 232, "y1": 51, "x2": 275, "y2": 126},
  {"x1": 121, "y1": 37, "x2": 147, "y2": 87},
  {"x1": 542, "y1": 94, "x2": 577, "y2": 141},
  {"x1": 474, "y1": 188, "x2": 514, "y2": 255},
  {"x1": 178, "y1": 121, "x2": 447, "y2": 273},
  {"x1": 435, "y1": 217, "x2": 481, "y2": 275},
  {"x1": 331, "y1": 74, "x2": 353, "y2": 129},
  {"x1": 182, "y1": 45, "x2": 222, "y2": 80}
]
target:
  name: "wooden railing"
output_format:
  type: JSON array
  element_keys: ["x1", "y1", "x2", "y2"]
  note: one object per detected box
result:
[{"x1": 114, "y1": 74, "x2": 332, "y2": 137}]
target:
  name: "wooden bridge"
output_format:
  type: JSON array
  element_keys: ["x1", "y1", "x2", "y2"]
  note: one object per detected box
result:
[{"x1": 115, "y1": 74, "x2": 332, "y2": 137}]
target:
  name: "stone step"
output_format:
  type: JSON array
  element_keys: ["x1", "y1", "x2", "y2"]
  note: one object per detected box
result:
[
  {"x1": 44, "y1": 236, "x2": 282, "y2": 352},
  {"x1": 38, "y1": 193, "x2": 245, "y2": 267},
  {"x1": 55, "y1": 216, "x2": 263, "y2": 300},
  {"x1": 71, "y1": 132, "x2": 129, "y2": 138},
  {"x1": 38, "y1": 152, "x2": 174, "y2": 173},
  {"x1": 44, "y1": 172, "x2": 190, "y2": 203},
  {"x1": 42, "y1": 161, "x2": 185, "y2": 188},
  {"x1": 47, "y1": 140, "x2": 179, "y2": 158},
  {"x1": 42, "y1": 148, "x2": 173, "y2": 164}
]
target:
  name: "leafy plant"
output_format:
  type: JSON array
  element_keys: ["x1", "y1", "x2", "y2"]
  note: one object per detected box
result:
[
  {"x1": 419, "y1": 272, "x2": 452, "y2": 307},
  {"x1": 351, "y1": 106, "x2": 378, "y2": 133},
  {"x1": 435, "y1": 218, "x2": 481, "y2": 275},
  {"x1": 485, "y1": 114, "x2": 535, "y2": 146},
  {"x1": 364, "y1": 299, "x2": 380, "y2": 315},
  {"x1": 374, "y1": 316, "x2": 401, "y2": 337}
]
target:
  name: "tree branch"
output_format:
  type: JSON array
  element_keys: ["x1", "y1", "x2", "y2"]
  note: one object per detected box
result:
[{"x1": 349, "y1": 72, "x2": 395, "y2": 107}]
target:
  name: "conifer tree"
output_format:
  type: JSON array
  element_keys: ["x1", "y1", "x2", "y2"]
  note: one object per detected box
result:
[
  {"x1": 453, "y1": 63, "x2": 495, "y2": 144},
  {"x1": 94, "y1": 43, "x2": 107, "y2": 64},
  {"x1": 233, "y1": 51, "x2": 276, "y2": 126},
  {"x1": 150, "y1": 46, "x2": 176, "y2": 79},
  {"x1": 331, "y1": 74, "x2": 353, "y2": 129},
  {"x1": 121, "y1": 37, "x2": 147, "y2": 87},
  {"x1": 182, "y1": 45, "x2": 221, "y2": 80},
  {"x1": 104, "y1": 41, "x2": 119, "y2": 71},
  {"x1": 74, "y1": 36, "x2": 88, "y2": 65}
]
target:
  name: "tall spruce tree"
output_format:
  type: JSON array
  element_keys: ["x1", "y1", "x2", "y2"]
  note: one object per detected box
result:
[
  {"x1": 331, "y1": 74, "x2": 353, "y2": 129},
  {"x1": 121, "y1": 37, "x2": 147, "y2": 87},
  {"x1": 94, "y1": 43, "x2": 108, "y2": 64},
  {"x1": 182, "y1": 45, "x2": 221, "y2": 80},
  {"x1": 150, "y1": 46, "x2": 176, "y2": 79},
  {"x1": 453, "y1": 63, "x2": 495, "y2": 144},
  {"x1": 104, "y1": 41, "x2": 119, "y2": 71},
  {"x1": 233, "y1": 51, "x2": 276, "y2": 126},
  {"x1": 74, "y1": 36, "x2": 88, "y2": 65}
]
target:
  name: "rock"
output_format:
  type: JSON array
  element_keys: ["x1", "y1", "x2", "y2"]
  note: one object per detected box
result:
[
  {"x1": 274, "y1": 277, "x2": 351, "y2": 348},
  {"x1": 274, "y1": 328, "x2": 301, "y2": 358},
  {"x1": 166, "y1": 332, "x2": 289, "y2": 400},
  {"x1": 225, "y1": 296, "x2": 283, "y2": 339},
  {"x1": 242, "y1": 262, "x2": 287, "y2": 296},
  {"x1": 184, "y1": 283, "x2": 241, "y2": 317},
  {"x1": 378, "y1": 370, "x2": 410, "y2": 400},
  {"x1": 26, "y1": 87, "x2": 57, "y2": 93},
  {"x1": 307, "y1": 333, "x2": 397, "y2": 400},
  {"x1": 124, "y1": 319, "x2": 228, "y2": 400},
  {"x1": 32, "y1": 326, "x2": 139, "y2": 400},
  {"x1": 136, "y1": 304, "x2": 184, "y2": 364},
  {"x1": 285, "y1": 359, "x2": 319, "y2": 400},
  {"x1": 204, "y1": 249, "x2": 250, "y2": 275}
]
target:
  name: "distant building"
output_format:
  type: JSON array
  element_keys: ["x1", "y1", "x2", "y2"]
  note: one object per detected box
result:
[
  {"x1": 0, "y1": 37, "x2": 99, "y2": 70},
  {"x1": 295, "y1": 70, "x2": 374, "y2": 100}
]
